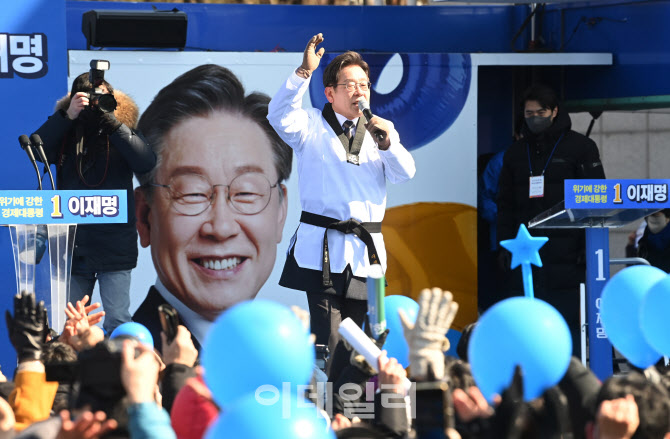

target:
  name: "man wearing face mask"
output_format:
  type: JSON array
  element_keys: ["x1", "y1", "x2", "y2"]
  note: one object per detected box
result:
[
  {"x1": 633, "y1": 210, "x2": 670, "y2": 273},
  {"x1": 496, "y1": 84, "x2": 605, "y2": 356}
]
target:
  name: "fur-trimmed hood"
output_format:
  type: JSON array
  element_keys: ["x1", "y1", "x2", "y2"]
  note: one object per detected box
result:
[{"x1": 54, "y1": 89, "x2": 139, "y2": 129}]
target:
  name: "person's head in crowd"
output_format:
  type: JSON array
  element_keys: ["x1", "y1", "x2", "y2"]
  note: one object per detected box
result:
[
  {"x1": 70, "y1": 337, "x2": 162, "y2": 438},
  {"x1": 522, "y1": 84, "x2": 559, "y2": 135},
  {"x1": 42, "y1": 341, "x2": 78, "y2": 414},
  {"x1": 526, "y1": 386, "x2": 574, "y2": 439},
  {"x1": 136, "y1": 64, "x2": 292, "y2": 321},
  {"x1": 444, "y1": 357, "x2": 475, "y2": 391},
  {"x1": 587, "y1": 372, "x2": 670, "y2": 439},
  {"x1": 42, "y1": 341, "x2": 77, "y2": 364},
  {"x1": 322, "y1": 51, "x2": 371, "y2": 121},
  {"x1": 558, "y1": 357, "x2": 602, "y2": 439},
  {"x1": 646, "y1": 209, "x2": 670, "y2": 235},
  {"x1": 72, "y1": 339, "x2": 132, "y2": 434}
]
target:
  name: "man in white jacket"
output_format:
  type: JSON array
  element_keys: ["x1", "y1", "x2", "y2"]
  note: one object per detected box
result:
[{"x1": 267, "y1": 33, "x2": 416, "y2": 379}]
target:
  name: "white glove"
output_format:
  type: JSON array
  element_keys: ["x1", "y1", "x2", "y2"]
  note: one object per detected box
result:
[{"x1": 398, "y1": 288, "x2": 459, "y2": 381}]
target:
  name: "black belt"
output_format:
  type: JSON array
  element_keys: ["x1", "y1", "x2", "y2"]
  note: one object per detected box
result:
[{"x1": 300, "y1": 211, "x2": 382, "y2": 287}]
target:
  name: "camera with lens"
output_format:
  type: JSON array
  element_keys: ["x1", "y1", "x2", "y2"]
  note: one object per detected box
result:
[
  {"x1": 87, "y1": 59, "x2": 117, "y2": 114},
  {"x1": 65, "y1": 336, "x2": 142, "y2": 402}
]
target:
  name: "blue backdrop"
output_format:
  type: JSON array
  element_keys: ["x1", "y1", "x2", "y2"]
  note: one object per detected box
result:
[{"x1": 0, "y1": 0, "x2": 68, "y2": 375}]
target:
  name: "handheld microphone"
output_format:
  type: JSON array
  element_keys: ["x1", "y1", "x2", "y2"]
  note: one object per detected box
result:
[
  {"x1": 19, "y1": 134, "x2": 42, "y2": 190},
  {"x1": 30, "y1": 134, "x2": 56, "y2": 190},
  {"x1": 358, "y1": 99, "x2": 386, "y2": 143}
]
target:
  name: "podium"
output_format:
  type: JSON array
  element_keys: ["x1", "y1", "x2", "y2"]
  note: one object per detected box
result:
[
  {"x1": 528, "y1": 179, "x2": 669, "y2": 380},
  {"x1": 9, "y1": 224, "x2": 76, "y2": 332},
  {"x1": 1, "y1": 189, "x2": 128, "y2": 334}
]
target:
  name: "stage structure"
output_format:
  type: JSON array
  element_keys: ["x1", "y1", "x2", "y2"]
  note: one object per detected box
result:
[
  {"x1": 529, "y1": 178, "x2": 670, "y2": 380},
  {"x1": 0, "y1": 190, "x2": 127, "y2": 335}
]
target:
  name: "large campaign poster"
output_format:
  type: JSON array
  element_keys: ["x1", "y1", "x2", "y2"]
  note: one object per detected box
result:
[{"x1": 67, "y1": 50, "x2": 480, "y2": 337}]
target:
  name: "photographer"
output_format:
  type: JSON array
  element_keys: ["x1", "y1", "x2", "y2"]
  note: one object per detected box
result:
[{"x1": 33, "y1": 61, "x2": 156, "y2": 334}]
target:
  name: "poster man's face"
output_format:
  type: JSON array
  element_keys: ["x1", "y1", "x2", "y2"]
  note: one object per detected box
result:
[{"x1": 136, "y1": 110, "x2": 287, "y2": 320}]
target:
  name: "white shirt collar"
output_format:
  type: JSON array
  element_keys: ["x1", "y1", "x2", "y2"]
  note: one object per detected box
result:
[
  {"x1": 334, "y1": 112, "x2": 359, "y2": 136},
  {"x1": 153, "y1": 277, "x2": 212, "y2": 346}
]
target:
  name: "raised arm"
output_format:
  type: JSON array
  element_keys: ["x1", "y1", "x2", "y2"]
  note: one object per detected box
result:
[
  {"x1": 267, "y1": 33, "x2": 325, "y2": 151},
  {"x1": 296, "y1": 33, "x2": 325, "y2": 79},
  {"x1": 33, "y1": 95, "x2": 86, "y2": 164}
]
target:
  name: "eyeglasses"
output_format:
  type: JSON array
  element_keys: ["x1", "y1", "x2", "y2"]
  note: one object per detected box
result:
[
  {"x1": 147, "y1": 172, "x2": 278, "y2": 216},
  {"x1": 335, "y1": 81, "x2": 372, "y2": 92}
]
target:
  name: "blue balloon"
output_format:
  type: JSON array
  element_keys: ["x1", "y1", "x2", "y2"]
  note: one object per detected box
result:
[
  {"x1": 640, "y1": 274, "x2": 670, "y2": 357},
  {"x1": 202, "y1": 300, "x2": 315, "y2": 408},
  {"x1": 468, "y1": 297, "x2": 572, "y2": 402},
  {"x1": 383, "y1": 295, "x2": 419, "y2": 367},
  {"x1": 205, "y1": 394, "x2": 334, "y2": 439},
  {"x1": 110, "y1": 322, "x2": 154, "y2": 348},
  {"x1": 600, "y1": 266, "x2": 665, "y2": 368}
]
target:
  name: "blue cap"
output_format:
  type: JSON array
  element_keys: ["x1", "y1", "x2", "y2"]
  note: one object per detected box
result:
[{"x1": 110, "y1": 322, "x2": 154, "y2": 348}]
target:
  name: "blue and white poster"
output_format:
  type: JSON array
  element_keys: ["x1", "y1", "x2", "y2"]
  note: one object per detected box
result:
[{"x1": 0, "y1": 0, "x2": 67, "y2": 373}]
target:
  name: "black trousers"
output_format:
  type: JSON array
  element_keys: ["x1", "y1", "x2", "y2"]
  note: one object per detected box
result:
[{"x1": 307, "y1": 291, "x2": 367, "y2": 382}]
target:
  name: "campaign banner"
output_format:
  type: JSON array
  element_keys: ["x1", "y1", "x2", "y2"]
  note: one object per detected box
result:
[
  {"x1": 0, "y1": 0, "x2": 68, "y2": 375},
  {"x1": 0, "y1": 190, "x2": 127, "y2": 224},
  {"x1": 565, "y1": 179, "x2": 670, "y2": 209}
]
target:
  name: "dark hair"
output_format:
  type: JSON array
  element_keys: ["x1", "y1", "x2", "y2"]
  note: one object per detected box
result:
[
  {"x1": 522, "y1": 84, "x2": 559, "y2": 112},
  {"x1": 70, "y1": 72, "x2": 114, "y2": 97},
  {"x1": 322, "y1": 51, "x2": 370, "y2": 88},
  {"x1": 42, "y1": 342, "x2": 78, "y2": 414},
  {"x1": 595, "y1": 372, "x2": 670, "y2": 439},
  {"x1": 136, "y1": 64, "x2": 292, "y2": 191},
  {"x1": 444, "y1": 356, "x2": 475, "y2": 391},
  {"x1": 42, "y1": 341, "x2": 77, "y2": 364}
]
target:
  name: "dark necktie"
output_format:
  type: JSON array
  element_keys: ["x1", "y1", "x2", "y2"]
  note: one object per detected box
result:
[{"x1": 342, "y1": 120, "x2": 354, "y2": 144}]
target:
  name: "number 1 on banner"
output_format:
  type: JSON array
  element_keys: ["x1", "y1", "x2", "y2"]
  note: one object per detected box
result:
[
  {"x1": 595, "y1": 249, "x2": 606, "y2": 281},
  {"x1": 51, "y1": 195, "x2": 63, "y2": 218},
  {"x1": 613, "y1": 183, "x2": 623, "y2": 204}
]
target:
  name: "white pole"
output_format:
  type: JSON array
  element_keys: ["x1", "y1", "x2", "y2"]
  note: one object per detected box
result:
[{"x1": 580, "y1": 282, "x2": 587, "y2": 367}]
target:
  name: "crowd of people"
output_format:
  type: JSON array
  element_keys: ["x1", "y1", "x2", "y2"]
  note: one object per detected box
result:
[
  {"x1": 1, "y1": 286, "x2": 669, "y2": 439},
  {"x1": 8, "y1": 28, "x2": 670, "y2": 439}
]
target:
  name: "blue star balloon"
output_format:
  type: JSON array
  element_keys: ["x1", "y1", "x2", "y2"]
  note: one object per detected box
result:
[{"x1": 500, "y1": 224, "x2": 548, "y2": 299}]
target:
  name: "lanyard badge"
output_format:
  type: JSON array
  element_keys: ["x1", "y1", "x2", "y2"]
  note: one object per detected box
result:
[
  {"x1": 526, "y1": 133, "x2": 565, "y2": 199},
  {"x1": 529, "y1": 175, "x2": 545, "y2": 198}
]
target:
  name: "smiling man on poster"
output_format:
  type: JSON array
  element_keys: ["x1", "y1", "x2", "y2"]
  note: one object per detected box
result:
[{"x1": 132, "y1": 64, "x2": 292, "y2": 352}]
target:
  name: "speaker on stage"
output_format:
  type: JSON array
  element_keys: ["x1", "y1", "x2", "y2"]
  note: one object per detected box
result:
[{"x1": 82, "y1": 10, "x2": 188, "y2": 49}]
